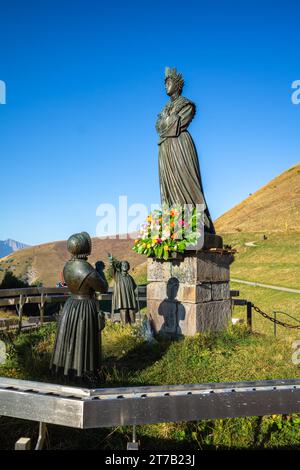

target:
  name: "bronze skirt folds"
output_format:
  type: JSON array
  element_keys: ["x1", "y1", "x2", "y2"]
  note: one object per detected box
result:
[
  {"x1": 112, "y1": 272, "x2": 138, "y2": 311},
  {"x1": 50, "y1": 296, "x2": 101, "y2": 377},
  {"x1": 158, "y1": 131, "x2": 215, "y2": 234}
]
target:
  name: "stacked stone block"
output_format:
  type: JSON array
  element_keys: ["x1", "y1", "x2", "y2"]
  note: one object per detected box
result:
[{"x1": 147, "y1": 251, "x2": 234, "y2": 336}]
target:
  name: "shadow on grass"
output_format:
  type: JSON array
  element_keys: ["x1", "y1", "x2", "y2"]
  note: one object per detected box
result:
[
  {"x1": 0, "y1": 416, "x2": 196, "y2": 450},
  {"x1": 101, "y1": 336, "x2": 175, "y2": 387},
  {"x1": 1, "y1": 415, "x2": 300, "y2": 450}
]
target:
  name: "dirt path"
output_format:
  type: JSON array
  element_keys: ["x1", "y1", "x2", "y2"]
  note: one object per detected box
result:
[
  {"x1": 231, "y1": 278, "x2": 300, "y2": 294},
  {"x1": 244, "y1": 241, "x2": 258, "y2": 247}
]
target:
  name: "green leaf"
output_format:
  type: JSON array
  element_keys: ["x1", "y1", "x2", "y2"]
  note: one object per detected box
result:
[
  {"x1": 177, "y1": 240, "x2": 186, "y2": 251},
  {"x1": 157, "y1": 245, "x2": 164, "y2": 258}
]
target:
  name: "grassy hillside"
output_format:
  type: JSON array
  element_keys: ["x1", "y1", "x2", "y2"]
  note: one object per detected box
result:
[
  {"x1": 223, "y1": 231, "x2": 300, "y2": 289},
  {"x1": 0, "y1": 236, "x2": 144, "y2": 287},
  {"x1": 214, "y1": 164, "x2": 300, "y2": 292},
  {"x1": 215, "y1": 163, "x2": 300, "y2": 233},
  {"x1": 231, "y1": 282, "x2": 300, "y2": 339}
]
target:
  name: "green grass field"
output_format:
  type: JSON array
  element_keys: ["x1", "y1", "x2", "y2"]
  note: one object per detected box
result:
[
  {"x1": 231, "y1": 282, "x2": 300, "y2": 340},
  {"x1": 222, "y1": 231, "x2": 300, "y2": 289},
  {"x1": 1, "y1": 320, "x2": 300, "y2": 450},
  {"x1": 223, "y1": 231, "x2": 300, "y2": 340}
]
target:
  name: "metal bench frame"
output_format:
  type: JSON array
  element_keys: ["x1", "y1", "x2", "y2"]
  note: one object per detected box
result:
[{"x1": 1, "y1": 377, "x2": 300, "y2": 449}]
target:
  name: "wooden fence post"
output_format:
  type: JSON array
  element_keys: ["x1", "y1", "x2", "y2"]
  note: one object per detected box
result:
[
  {"x1": 246, "y1": 301, "x2": 252, "y2": 331},
  {"x1": 39, "y1": 294, "x2": 45, "y2": 325},
  {"x1": 16, "y1": 294, "x2": 25, "y2": 333}
]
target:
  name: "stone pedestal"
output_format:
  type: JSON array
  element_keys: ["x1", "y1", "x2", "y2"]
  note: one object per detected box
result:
[{"x1": 147, "y1": 251, "x2": 234, "y2": 336}]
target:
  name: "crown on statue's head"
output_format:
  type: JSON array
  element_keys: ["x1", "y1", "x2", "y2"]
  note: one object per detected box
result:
[
  {"x1": 164, "y1": 66, "x2": 185, "y2": 93},
  {"x1": 165, "y1": 67, "x2": 178, "y2": 79}
]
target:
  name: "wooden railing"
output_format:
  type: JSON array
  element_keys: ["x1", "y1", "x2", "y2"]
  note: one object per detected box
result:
[
  {"x1": 0, "y1": 286, "x2": 147, "y2": 331},
  {"x1": 0, "y1": 286, "x2": 242, "y2": 333}
]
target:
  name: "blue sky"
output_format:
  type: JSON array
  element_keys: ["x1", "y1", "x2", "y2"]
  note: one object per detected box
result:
[{"x1": 0, "y1": 0, "x2": 299, "y2": 245}]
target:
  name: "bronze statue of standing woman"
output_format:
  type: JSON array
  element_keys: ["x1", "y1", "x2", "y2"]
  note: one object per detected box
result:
[{"x1": 156, "y1": 67, "x2": 216, "y2": 235}]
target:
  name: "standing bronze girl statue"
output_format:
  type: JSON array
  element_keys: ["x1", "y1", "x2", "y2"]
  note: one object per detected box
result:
[{"x1": 50, "y1": 232, "x2": 108, "y2": 382}]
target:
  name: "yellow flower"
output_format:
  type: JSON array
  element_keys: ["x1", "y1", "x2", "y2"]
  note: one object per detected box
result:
[
  {"x1": 147, "y1": 243, "x2": 151, "y2": 248},
  {"x1": 147, "y1": 215, "x2": 152, "y2": 222},
  {"x1": 164, "y1": 245, "x2": 169, "y2": 251},
  {"x1": 134, "y1": 239, "x2": 139, "y2": 244}
]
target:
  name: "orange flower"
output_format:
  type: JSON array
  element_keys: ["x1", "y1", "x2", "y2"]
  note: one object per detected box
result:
[
  {"x1": 170, "y1": 221, "x2": 175, "y2": 227},
  {"x1": 170, "y1": 209, "x2": 178, "y2": 217}
]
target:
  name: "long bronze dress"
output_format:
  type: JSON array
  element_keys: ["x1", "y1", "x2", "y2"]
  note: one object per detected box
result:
[
  {"x1": 50, "y1": 259, "x2": 107, "y2": 377},
  {"x1": 156, "y1": 95, "x2": 215, "y2": 234}
]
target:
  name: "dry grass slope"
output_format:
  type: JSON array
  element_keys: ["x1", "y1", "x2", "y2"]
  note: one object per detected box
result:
[
  {"x1": 0, "y1": 236, "x2": 144, "y2": 287},
  {"x1": 215, "y1": 163, "x2": 300, "y2": 233}
]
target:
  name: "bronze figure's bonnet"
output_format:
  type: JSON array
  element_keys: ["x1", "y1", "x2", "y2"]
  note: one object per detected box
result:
[{"x1": 67, "y1": 231, "x2": 92, "y2": 259}]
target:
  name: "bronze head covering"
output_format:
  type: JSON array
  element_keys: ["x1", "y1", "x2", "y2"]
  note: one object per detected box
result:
[
  {"x1": 67, "y1": 231, "x2": 92, "y2": 259},
  {"x1": 165, "y1": 66, "x2": 184, "y2": 95}
]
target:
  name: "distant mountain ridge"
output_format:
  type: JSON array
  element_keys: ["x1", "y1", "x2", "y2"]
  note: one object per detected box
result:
[{"x1": 0, "y1": 239, "x2": 29, "y2": 258}]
